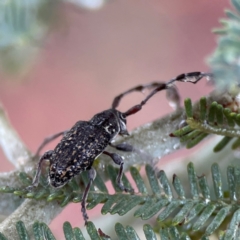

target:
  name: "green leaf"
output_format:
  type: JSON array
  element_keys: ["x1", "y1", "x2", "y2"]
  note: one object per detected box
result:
[
  {"x1": 205, "y1": 206, "x2": 231, "y2": 235},
  {"x1": 42, "y1": 223, "x2": 56, "y2": 240},
  {"x1": 172, "y1": 174, "x2": 185, "y2": 198},
  {"x1": 115, "y1": 223, "x2": 129, "y2": 240},
  {"x1": 143, "y1": 224, "x2": 157, "y2": 240},
  {"x1": 146, "y1": 164, "x2": 161, "y2": 195},
  {"x1": 130, "y1": 167, "x2": 147, "y2": 194},
  {"x1": 0, "y1": 233, "x2": 8, "y2": 240},
  {"x1": 187, "y1": 162, "x2": 199, "y2": 199},
  {"x1": 184, "y1": 98, "x2": 193, "y2": 118},
  {"x1": 158, "y1": 170, "x2": 173, "y2": 199},
  {"x1": 16, "y1": 221, "x2": 30, "y2": 240},
  {"x1": 211, "y1": 163, "x2": 223, "y2": 199},
  {"x1": 213, "y1": 136, "x2": 232, "y2": 152},
  {"x1": 73, "y1": 228, "x2": 85, "y2": 240},
  {"x1": 125, "y1": 226, "x2": 140, "y2": 240},
  {"x1": 32, "y1": 222, "x2": 44, "y2": 240},
  {"x1": 192, "y1": 204, "x2": 216, "y2": 231},
  {"x1": 86, "y1": 222, "x2": 101, "y2": 240},
  {"x1": 63, "y1": 222, "x2": 75, "y2": 240}
]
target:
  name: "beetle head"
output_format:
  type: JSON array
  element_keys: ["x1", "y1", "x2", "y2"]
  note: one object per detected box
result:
[
  {"x1": 115, "y1": 110, "x2": 129, "y2": 136},
  {"x1": 90, "y1": 109, "x2": 129, "y2": 138}
]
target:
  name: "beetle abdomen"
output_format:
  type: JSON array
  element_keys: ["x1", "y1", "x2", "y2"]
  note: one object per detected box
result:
[{"x1": 49, "y1": 121, "x2": 112, "y2": 187}]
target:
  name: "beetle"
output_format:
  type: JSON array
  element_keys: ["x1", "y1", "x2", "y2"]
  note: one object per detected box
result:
[{"x1": 27, "y1": 71, "x2": 212, "y2": 224}]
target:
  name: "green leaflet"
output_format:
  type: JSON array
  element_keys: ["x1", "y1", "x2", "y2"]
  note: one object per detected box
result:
[{"x1": 171, "y1": 97, "x2": 240, "y2": 151}]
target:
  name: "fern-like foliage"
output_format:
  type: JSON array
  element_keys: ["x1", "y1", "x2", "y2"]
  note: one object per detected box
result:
[
  {"x1": 0, "y1": 220, "x2": 191, "y2": 240},
  {"x1": 208, "y1": 0, "x2": 240, "y2": 89},
  {"x1": 1, "y1": 163, "x2": 240, "y2": 239},
  {"x1": 0, "y1": 0, "x2": 109, "y2": 75},
  {"x1": 171, "y1": 97, "x2": 240, "y2": 151}
]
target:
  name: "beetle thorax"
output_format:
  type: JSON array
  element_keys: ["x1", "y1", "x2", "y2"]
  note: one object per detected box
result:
[{"x1": 90, "y1": 109, "x2": 129, "y2": 139}]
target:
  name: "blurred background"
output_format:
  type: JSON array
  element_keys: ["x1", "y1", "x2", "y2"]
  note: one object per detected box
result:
[{"x1": 0, "y1": 0, "x2": 229, "y2": 237}]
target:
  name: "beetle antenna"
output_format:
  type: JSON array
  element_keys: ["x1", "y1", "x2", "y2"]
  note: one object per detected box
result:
[
  {"x1": 113, "y1": 72, "x2": 213, "y2": 111},
  {"x1": 123, "y1": 83, "x2": 167, "y2": 117},
  {"x1": 123, "y1": 72, "x2": 213, "y2": 117},
  {"x1": 167, "y1": 72, "x2": 213, "y2": 85},
  {"x1": 112, "y1": 82, "x2": 163, "y2": 109}
]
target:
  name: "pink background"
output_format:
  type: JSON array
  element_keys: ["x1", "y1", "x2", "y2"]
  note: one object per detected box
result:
[{"x1": 0, "y1": 0, "x2": 229, "y2": 237}]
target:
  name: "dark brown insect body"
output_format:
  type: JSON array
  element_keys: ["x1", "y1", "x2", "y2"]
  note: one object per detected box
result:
[
  {"x1": 49, "y1": 109, "x2": 128, "y2": 188},
  {"x1": 28, "y1": 72, "x2": 212, "y2": 225}
]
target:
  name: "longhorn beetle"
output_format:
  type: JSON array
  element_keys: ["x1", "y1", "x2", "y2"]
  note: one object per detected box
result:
[{"x1": 27, "y1": 71, "x2": 212, "y2": 224}]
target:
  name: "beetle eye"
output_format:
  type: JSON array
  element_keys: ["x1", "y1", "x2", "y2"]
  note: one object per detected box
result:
[{"x1": 119, "y1": 113, "x2": 126, "y2": 124}]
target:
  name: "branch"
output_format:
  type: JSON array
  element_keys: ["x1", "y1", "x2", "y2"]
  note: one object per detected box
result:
[
  {"x1": 0, "y1": 171, "x2": 25, "y2": 216},
  {"x1": 0, "y1": 104, "x2": 63, "y2": 238},
  {"x1": 0, "y1": 200, "x2": 62, "y2": 239},
  {"x1": 0, "y1": 104, "x2": 31, "y2": 169}
]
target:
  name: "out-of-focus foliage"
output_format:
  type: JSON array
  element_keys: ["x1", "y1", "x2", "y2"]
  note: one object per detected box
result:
[
  {"x1": 208, "y1": 0, "x2": 240, "y2": 90},
  {"x1": 67, "y1": 0, "x2": 108, "y2": 10},
  {"x1": 0, "y1": 0, "x2": 108, "y2": 76},
  {"x1": 0, "y1": 0, "x2": 61, "y2": 75}
]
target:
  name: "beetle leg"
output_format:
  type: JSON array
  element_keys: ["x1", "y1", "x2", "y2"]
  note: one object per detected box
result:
[
  {"x1": 81, "y1": 167, "x2": 96, "y2": 225},
  {"x1": 110, "y1": 143, "x2": 156, "y2": 166},
  {"x1": 109, "y1": 142, "x2": 134, "y2": 152},
  {"x1": 34, "y1": 130, "x2": 69, "y2": 157},
  {"x1": 112, "y1": 82, "x2": 165, "y2": 109},
  {"x1": 27, "y1": 150, "x2": 53, "y2": 191},
  {"x1": 103, "y1": 151, "x2": 134, "y2": 193}
]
